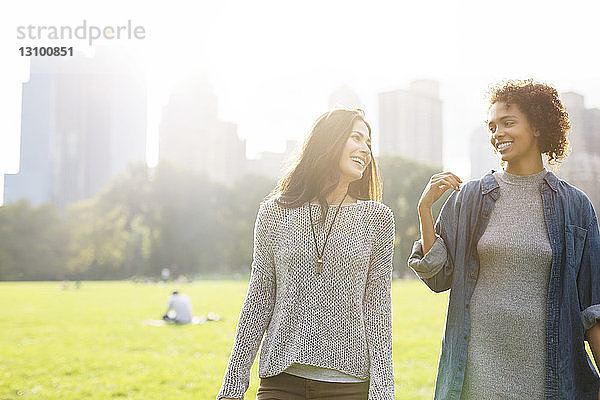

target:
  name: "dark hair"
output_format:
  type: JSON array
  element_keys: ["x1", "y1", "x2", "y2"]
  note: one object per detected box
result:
[
  {"x1": 487, "y1": 79, "x2": 570, "y2": 165},
  {"x1": 270, "y1": 108, "x2": 382, "y2": 219}
]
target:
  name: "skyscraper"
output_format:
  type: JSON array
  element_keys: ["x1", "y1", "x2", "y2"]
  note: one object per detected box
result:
[
  {"x1": 246, "y1": 140, "x2": 299, "y2": 181},
  {"x1": 378, "y1": 80, "x2": 443, "y2": 166},
  {"x1": 158, "y1": 79, "x2": 246, "y2": 185},
  {"x1": 4, "y1": 48, "x2": 147, "y2": 210},
  {"x1": 557, "y1": 91, "x2": 600, "y2": 214},
  {"x1": 561, "y1": 92, "x2": 600, "y2": 158}
]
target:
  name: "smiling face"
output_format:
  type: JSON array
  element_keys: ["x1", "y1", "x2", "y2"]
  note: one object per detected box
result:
[
  {"x1": 338, "y1": 119, "x2": 372, "y2": 184},
  {"x1": 488, "y1": 102, "x2": 543, "y2": 174}
]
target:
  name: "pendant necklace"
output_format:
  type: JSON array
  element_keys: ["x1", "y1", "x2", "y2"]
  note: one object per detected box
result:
[{"x1": 308, "y1": 193, "x2": 347, "y2": 274}]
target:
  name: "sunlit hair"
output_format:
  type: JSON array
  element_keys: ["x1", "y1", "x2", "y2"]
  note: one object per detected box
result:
[
  {"x1": 269, "y1": 108, "x2": 382, "y2": 218},
  {"x1": 487, "y1": 79, "x2": 571, "y2": 165}
]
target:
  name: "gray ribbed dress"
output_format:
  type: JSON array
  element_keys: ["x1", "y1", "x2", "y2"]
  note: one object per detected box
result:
[{"x1": 460, "y1": 169, "x2": 553, "y2": 399}]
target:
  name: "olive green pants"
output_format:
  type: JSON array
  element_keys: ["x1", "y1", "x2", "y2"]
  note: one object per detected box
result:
[{"x1": 256, "y1": 372, "x2": 369, "y2": 400}]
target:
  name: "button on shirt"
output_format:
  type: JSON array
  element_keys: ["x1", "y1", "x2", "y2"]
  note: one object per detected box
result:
[{"x1": 408, "y1": 170, "x2": 600, "y2": 400}]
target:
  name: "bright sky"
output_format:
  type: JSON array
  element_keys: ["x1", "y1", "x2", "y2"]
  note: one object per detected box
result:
[{"x1": 1, "y1": 0, "x2": 600, "y2": 200}]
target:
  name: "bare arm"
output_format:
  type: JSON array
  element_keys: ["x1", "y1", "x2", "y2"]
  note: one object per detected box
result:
[
  {"x1": 588, "y1": 323, "x2": 600, "y2": 368},
  {"x1": 585, "y1": 323, "x2": 600, "y2": 400},
  {"x1": 417, "y1": 172, "x2": 462, "y2": 254}
]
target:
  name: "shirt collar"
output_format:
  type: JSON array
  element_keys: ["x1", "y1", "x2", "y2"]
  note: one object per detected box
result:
[
  {"x1": 481, "y1": 170, "x2": 499, "y2": 195},
  {"x1": 543, "y1": 170, "x2": 559, "y2": 192},
  {"x1": 480, "y1": 169, "x2": 559, "y2": 195}
]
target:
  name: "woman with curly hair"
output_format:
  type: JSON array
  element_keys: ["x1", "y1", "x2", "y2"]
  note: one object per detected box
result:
[
  {"x1": 409, "y1": 79, "x2": 600, "y2": 399},
  {"x1": 217, "y1": 108, "x2": 395, "y2": 400}
]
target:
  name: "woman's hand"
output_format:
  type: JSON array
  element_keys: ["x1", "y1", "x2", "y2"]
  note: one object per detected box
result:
[
  {"x1": 585, "y1": 323, "x2": 600, "y2": 400},
  {"x1": 418, "y1": 172, "x2": 462, "y2": 210},
  {"x1": 417, "y1": 172, "x2": 462, "y2": 254}
]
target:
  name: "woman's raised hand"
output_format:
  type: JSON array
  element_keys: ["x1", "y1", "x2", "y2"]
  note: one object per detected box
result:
[
  {"x1": 418, "y1": 172, "x2": 462, "y2": 210},
  {"x1": 417, "y1": 172, "x2": 462, "y2": 254}
]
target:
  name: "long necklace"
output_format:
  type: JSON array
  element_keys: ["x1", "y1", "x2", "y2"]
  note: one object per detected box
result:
[{"x1": 308, "y1": 193, "x2": 347, "y2": 274}]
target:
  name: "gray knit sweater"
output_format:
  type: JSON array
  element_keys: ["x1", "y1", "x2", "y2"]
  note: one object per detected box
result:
[
  {"x1": 460, "y1": 169, "x2": 552, "y2": 399},
  {"x1": 217, "y1": 198, "x2": 396, "y2": 400}
]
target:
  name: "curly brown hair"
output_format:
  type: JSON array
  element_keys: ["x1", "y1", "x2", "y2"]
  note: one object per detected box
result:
[{"x1": 488, "y1": 79, "x2": 571, "y2": 165}]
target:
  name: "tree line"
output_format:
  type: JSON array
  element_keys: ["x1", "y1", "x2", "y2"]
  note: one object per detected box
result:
[{"x1": 0, "y1": 156, "x2": 446, "y2": 280}]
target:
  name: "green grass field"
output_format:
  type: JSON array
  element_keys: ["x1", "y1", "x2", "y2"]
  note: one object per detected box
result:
[
  {"x1": 8, "y1": 278, "x2": 586, "y2": 399},
  {"x1": 0, "y1": 280, "x2": 448, "y2": 399}
]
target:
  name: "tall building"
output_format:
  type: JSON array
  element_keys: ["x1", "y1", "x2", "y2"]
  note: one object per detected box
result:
[
  {"x1": 585, "y1": 108, "x2": 600, "y2": 152},
  {"x1": 246, "y1": 140, "x2": 299, "y2": 181},
  {"x1": 557, "y1": 91, "x2": 600, "y2": 214},
  {"x1": 561, "y1": 92, "x2": 600, "y2": 157},
  {"x1": 159, "y1": 79, "x2": 246, "y2": 185},
  {"x1": 469, "y1": 126, "x2": 499, "y2": 179},
  {"x1": 4, "y1": 48, "x2": 147, "y2": 210},
  {"x1": 378, "y1": 80, "x2": 443, "y2": 166}
]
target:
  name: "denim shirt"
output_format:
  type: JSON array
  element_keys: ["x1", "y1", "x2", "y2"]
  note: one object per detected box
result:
[{"x1": 408, "y1": 170, "x2": 600, "y2": 400}]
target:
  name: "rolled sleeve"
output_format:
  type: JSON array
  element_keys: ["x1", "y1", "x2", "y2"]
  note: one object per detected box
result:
[
  {"x1": 408, "y1": 235, "x2": 448, "y2": 279},
  {"x1": 578, "y1": 213, "x2": 600, "y2": 334},
  {"x1": 583, "y1": 304, "x2": 600, "y2": 332},
  {"x1": 407, "y1": 188, "x2": 463, "y2": 293}
]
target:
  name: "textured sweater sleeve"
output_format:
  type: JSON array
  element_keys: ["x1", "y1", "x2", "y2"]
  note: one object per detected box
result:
[
  {"x1": 363, "y1": 206, "x2": 395, "y2": 399},
  {"x1": 217, "y1": 204, "x2": 276, "y2": 399}
]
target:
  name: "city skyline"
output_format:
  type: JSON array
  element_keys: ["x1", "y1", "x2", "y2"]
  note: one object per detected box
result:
[
  {"x1": 2, "y1": 0, "x2": 600, "y2": 203},
  {"x1": 3, "y1": 50, "x2": 147, "y2": 209},
  {"x1": 6, "y1": 58, "x2": 599, "y2": 208},
  {"x1": 3, "y1": 67, "x2": 600, "y2": 206}
]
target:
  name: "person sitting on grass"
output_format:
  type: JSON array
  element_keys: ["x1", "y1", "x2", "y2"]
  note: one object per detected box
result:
[{"x1": 162, "y1": 290, "x2": 193, "y2": 324}]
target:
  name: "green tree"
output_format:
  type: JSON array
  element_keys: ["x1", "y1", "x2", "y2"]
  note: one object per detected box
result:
[
  {"x1": 223, "y1": 174, "x2": 276, "y2": 273},
  {"x1": 64, "y1": 161, "x2": 275, "y2": 279},
  {"x1": 66, "y1": 163, "x2": 156, "y2": 279},
  {"x1": 146, "y1": 161, "x2": 226, "y2": 276},
  {"x1": 378, "y1": 155, "x2": 449, "y2": 278},
  {"x1": 0, "y1": 200, "x2": 69, "y2": 280}
]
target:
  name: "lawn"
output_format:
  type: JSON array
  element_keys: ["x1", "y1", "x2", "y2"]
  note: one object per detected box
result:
[{"x1": 0, "y1": 280, "x2": 446, "y2": 399}]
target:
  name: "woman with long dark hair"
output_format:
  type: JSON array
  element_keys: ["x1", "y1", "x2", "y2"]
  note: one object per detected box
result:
[
  {"x1": 409, "y1": 80, "x2": 600, "y2": 399},
  {"x1": 217, "y1": 109, "x2": 396, "y2": 400}
]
